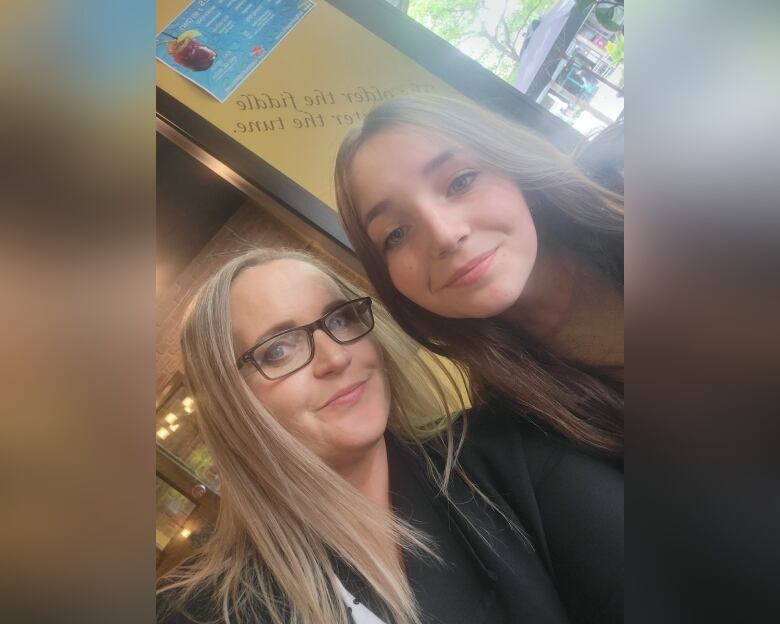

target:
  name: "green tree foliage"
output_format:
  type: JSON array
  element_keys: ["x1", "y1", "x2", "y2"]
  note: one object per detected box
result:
[
  {"x1": 575, "y1": 0, "x2": 624, "y2": 31},
  {"x1": 408, "y1": 0, "x2": 558, "y2": 82},
  {"x1": 606, "y1": 32, "x2": 624, "y2": 64}
]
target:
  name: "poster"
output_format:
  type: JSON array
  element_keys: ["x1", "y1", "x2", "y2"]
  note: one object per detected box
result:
[
  {"x1": 156, "y1": 0, "x2": 315, "y2": 103},
  {"x1": 157, "y1": 0, "x2": 459, "y2": 207}
]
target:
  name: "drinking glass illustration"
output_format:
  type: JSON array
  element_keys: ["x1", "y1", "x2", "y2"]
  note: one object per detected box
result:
[{"x1": 160, "y1": 30, "x2": 217, "y2": 72}]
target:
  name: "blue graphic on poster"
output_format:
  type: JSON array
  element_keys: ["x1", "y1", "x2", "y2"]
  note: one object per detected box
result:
[{"x1": 157, "y1": 0, "x2": 315, "y2": 102}]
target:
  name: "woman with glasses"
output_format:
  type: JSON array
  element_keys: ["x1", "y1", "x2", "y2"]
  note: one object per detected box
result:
[
  {"x1": 335, "y1": 95, "x2": 624, "y2": 458},
  {"x1": 157, "y1": 248, "x2": 622, "y2": 624}
]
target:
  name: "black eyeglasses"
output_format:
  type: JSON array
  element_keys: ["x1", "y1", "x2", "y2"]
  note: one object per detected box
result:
[{"x1": 236, "y1": 297, "x2": 374, "y2": 380}]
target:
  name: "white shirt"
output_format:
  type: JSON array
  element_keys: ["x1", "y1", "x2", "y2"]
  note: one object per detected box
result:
[{"x1": 335, "y1": 578, "x2": 389, "y2": 624}]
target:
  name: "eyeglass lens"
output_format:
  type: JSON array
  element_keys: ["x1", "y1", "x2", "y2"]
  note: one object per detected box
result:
[{"x1": 252, "y1": 299, "x2": 372, "y2": 379}]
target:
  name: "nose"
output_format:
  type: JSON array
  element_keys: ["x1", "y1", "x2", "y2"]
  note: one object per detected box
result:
[
  {"x1": 420, "y1": 203, "x2": 470, "y2": 259},
  {"x1": 311, "y1": 329, "x2": 351, "y2": 378}
]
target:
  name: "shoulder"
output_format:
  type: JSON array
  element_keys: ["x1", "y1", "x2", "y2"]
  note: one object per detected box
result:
[
  {"x1": 157, "y1": 588, "x2": 221, "y2": 624},
  {"x1": 464, "y1": 402, "x2": 623, "y2": 623},
  {"x1": 574, "y1": 120, "x2": 624, "y2": 195},
  {"x1": 457, "y1": 401, "x2": 567, "y2": 471},
  {"x1": 157, "y1": 584, "x2": 256, "y2": 624},
  {"x1": 157, "y1": 595, "x2": 209, "y2": 624},
  {"x1": 460, "y1": 400, "x2": 622, "y2": 489}
]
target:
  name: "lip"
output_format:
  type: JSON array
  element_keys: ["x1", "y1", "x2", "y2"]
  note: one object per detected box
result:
[
  {"x1": 440, "y1": 249, "x2": 497, "y2": 289},
  {"x1": 318, "y1": 380, "x2": 368, "y2": 410}
]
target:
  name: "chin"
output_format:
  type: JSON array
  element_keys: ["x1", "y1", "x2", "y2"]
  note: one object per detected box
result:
[
  {"x1": 339, "y1": 397, "x2": 389, "y2": 448},
  {"x1": 326, "y1": 421, "x2": 387, "y2": 466},
  {"x1": 440, "y1": 285, "x2": 522, "y2": 319}
]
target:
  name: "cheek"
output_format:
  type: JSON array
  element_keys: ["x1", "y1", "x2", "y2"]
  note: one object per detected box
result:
[
  {"x1": 387, "y1": 251, "x2": 426, "y2": 300},
  {"x1": 247, "y1": 377, "x2": 311, "y2": 427},
  {"x1": 507, "y1": 207, "x2": 537, "y2": 250},
  {"x1": 358, "y1": 337, "x2": 385, "y2": 374},
  {"x1": 480, "y1": 186, "x2": 533, "y2": 229},
  {"x1": 358, "y1": 340, "x2": 390, "y2": 402},
  {"x1": 476, "y1": 192, "x2": 537, "y2": 255}
]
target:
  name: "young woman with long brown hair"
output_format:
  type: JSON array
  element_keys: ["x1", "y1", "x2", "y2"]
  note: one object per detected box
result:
[
  {"x1": 156, "y1": 248, "x2": 622, "y2": 624},
  {"x1": 335, "y1": 95, "x2": 624, "y2": 456}
]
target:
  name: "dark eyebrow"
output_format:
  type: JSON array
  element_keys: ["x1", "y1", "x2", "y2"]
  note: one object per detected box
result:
[
  {"x1": 422, "y1": 149, "x2": 455, "y2": 175},
  {"x1": 249, "y1": 298, "x2": 349, "y2": 347},
  {"x1": 363, "y1": 200, "x2": 389, "y2": 229},
  {"x1": 363, "y1": 150, "x2": 457, "y2": 229}
]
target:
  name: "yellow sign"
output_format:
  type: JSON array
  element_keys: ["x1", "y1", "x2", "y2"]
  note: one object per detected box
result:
[{"x1": 156, "y1": 0, "x2": 459, "y2": 208}]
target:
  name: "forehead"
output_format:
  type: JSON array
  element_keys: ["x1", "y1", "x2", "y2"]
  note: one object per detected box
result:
[
  {"x1": 229, "y1": 260, "x2": 342, "y2": 340},
  {"x1": 352, "y1": 126, "x2": 459, "y2": 175},
  {"x1": 349, "y1": 127, "x2": 463, "y2": 213}
]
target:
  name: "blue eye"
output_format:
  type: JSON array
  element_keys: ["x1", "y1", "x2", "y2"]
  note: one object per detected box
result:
[
  {"x1": 384, "y1": 225, "x2": 408, "y2": 250},
  {"x1": 326, "y1": 311, "x2": 351, "y2": 330},
  {"x1": 448, "y1": 171, "x2": 478, "y2": 196},
  {"x1": 261, "y1": 340, "x2": 294, "y2": 366},
  {"x1": 264, "y1": 344, "x2": 287, "y2": 362}
]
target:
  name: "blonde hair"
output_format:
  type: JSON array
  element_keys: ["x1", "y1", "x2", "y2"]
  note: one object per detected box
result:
[
  {"x1": 157, "y1": 248, "x2": 469, "y2": 624},
  {"x1": 335, "y1": 94, "x2": 624, "y2": 454}
]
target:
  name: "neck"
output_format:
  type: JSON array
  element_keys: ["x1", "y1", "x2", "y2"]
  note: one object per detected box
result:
[
  {"x1": 332, "y1": 436, "x2": 391, "y2": 511},
  {"x1": 333, "y1": 437, "x2": 405, "y2": 571},
  {"x1": 501, "y1": 249, "x2": 576, "y2": 338},
  {"x1": 502, "y1": 249, "x2": 624, "y2": 375}
]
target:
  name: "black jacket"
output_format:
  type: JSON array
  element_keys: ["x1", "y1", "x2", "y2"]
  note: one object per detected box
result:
[
  {"x1": 387, "y1": 403, "x2": 624, "y2": 623},
  {"x1": 159, "y1": 405, "x2": 623, "y2": 623}
]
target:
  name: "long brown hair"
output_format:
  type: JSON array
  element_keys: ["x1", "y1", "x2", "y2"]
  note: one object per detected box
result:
[
  {"x1": 158, "y1": 249, "x2": 471, "y2": 624},
  {"x1": 335, "y1": 95, "x2": 624, "y2": 455}
]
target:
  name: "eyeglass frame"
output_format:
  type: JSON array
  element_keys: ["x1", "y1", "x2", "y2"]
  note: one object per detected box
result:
[{"x1": 235, "y1": 297, "x2": 375, "y2": 380}]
